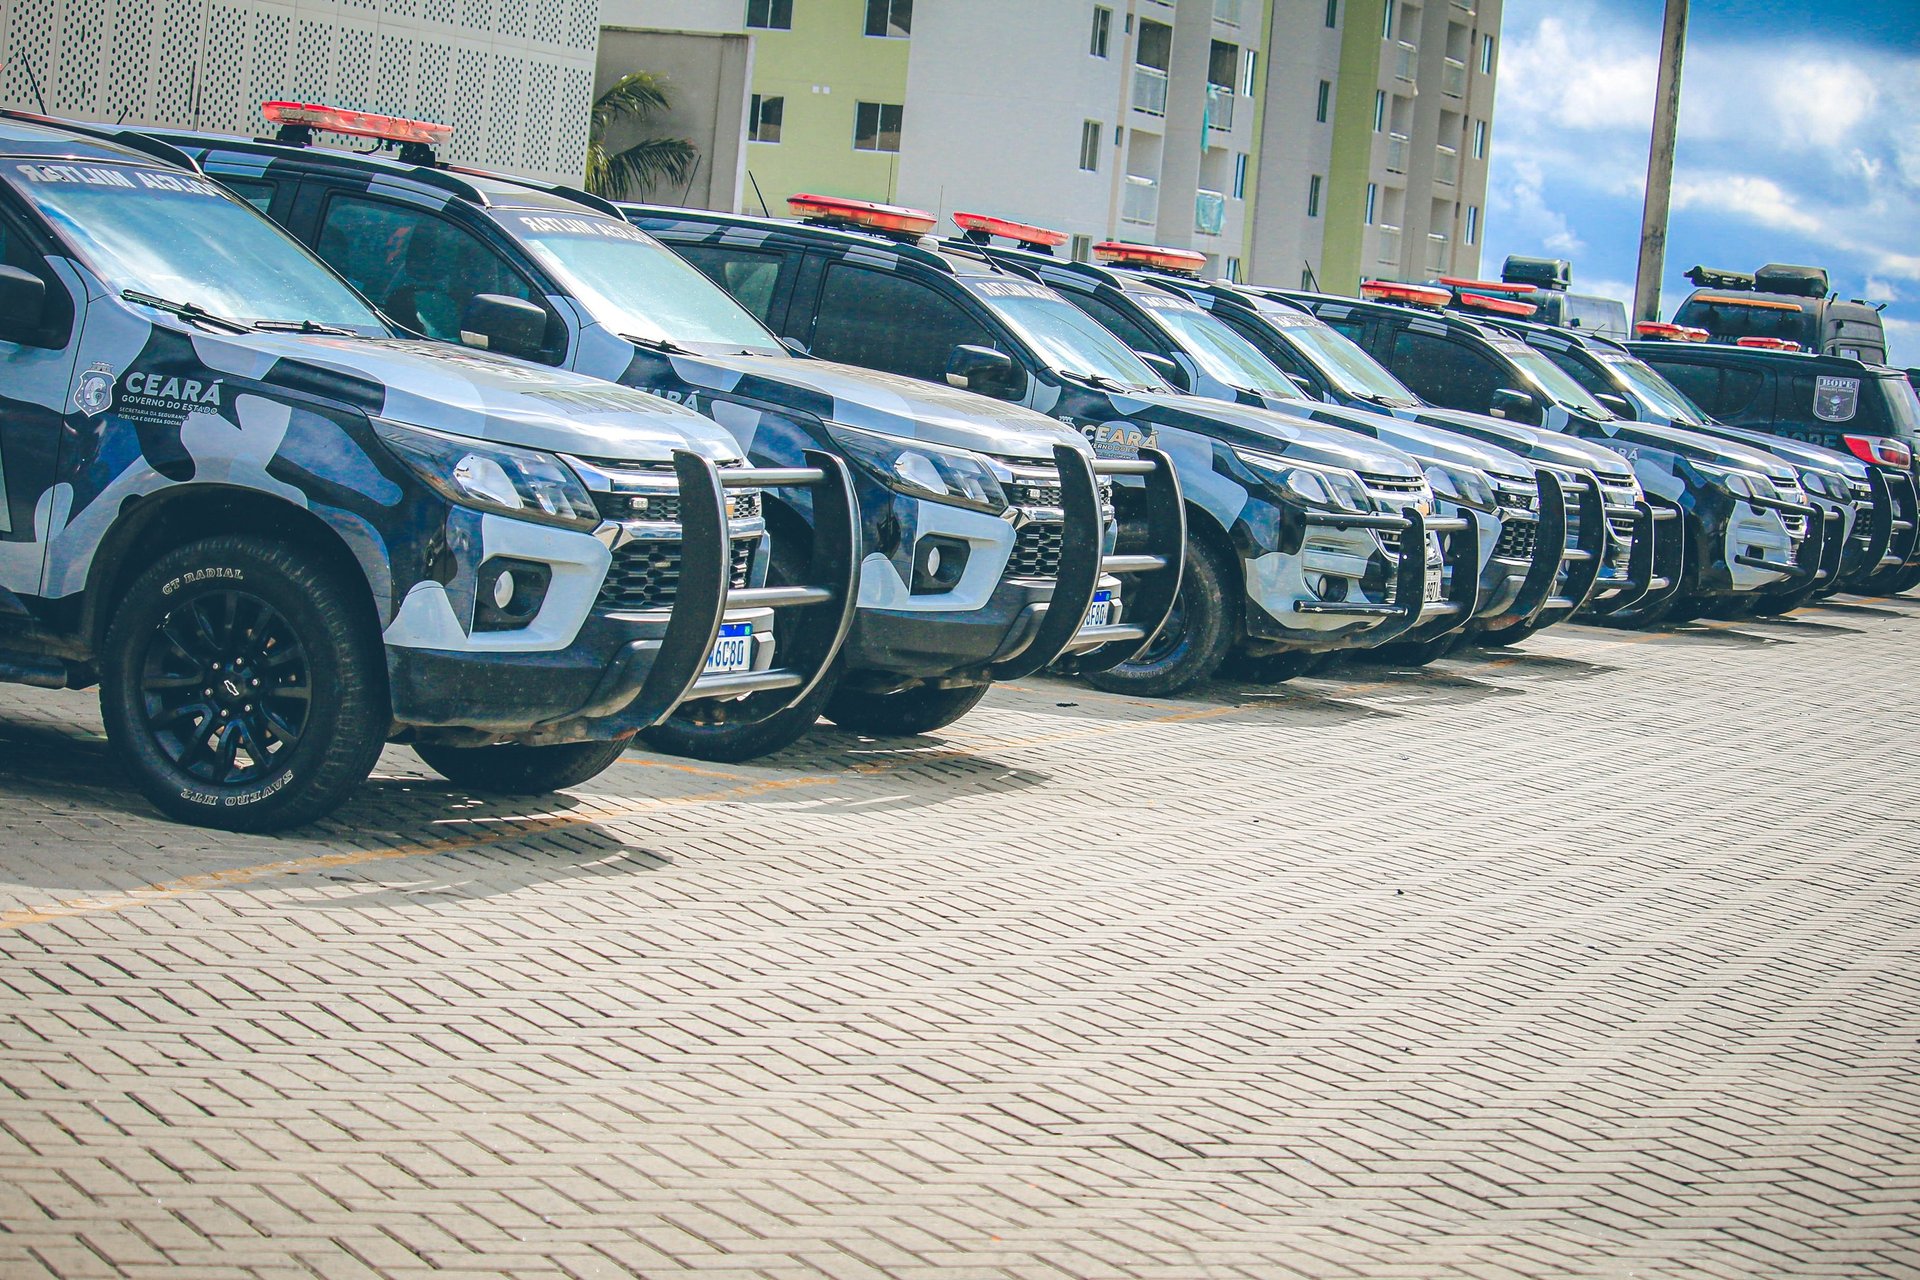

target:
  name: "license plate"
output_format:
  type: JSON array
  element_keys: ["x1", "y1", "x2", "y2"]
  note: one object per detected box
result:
[
  {"x1": 1083, "y1": 589, "x2": 1113, "y2": 629},
  {"x1": 1424, "y1": 566, "x2": 1445, "y2": 602},
  {"x1": 705, "y1": 623, "x2": 753, "y2": 675}
]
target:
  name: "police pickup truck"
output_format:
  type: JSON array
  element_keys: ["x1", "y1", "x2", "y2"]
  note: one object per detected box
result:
[
  {"x1": 0, "y1": 113, "x2": 856, "y2": 829},
  {"x1": 639, "y1": 202, "x2": 1467, "y2": 692},
  {"x1": 1673, "y1": 264, "x2": 1887, "y2": 364},
  {"x1": 147, "y1": 105, "x2": 1173, "y2": 757},
  {"x1": 1287, "y1": 281, "x2": 1823, "y2": 628}
]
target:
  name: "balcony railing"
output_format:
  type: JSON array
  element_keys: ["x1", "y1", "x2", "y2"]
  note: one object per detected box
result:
[
  {"x1": 1132, "y1": 65, "x2": 1170, "y2": 116},
  {"x1": 1442, "y1": 57, "x2": 1467, "y2": 98},
  {"x1": 1375, "y1": 223, "x2": 1402, "y2": 267},
  {"x1": 1123, "y1": 175, "x2": 1160, "y2": 225},
  {"x1": 1435, "y1": 144, "x2": 1459, "y2": 186},
  {"x1": 1214, "y1": 0, "x2": 1241, "y2": 24},
  {"x1": 1195, "y1": 189, "x2": 1226, "y2": 236},
  {"x1": 1205, "y1": 83, "x2": 1236, "y2": 132},
  {"x1": 1393, "y1": 41, "x2": 1417, "y2": 82},
  {"x1": 1426, "y1": 233, "x2": 1451, "y2": 275},
  {"x1": 1385, "y1": 132, "x2": 1409, "y2": 174}
]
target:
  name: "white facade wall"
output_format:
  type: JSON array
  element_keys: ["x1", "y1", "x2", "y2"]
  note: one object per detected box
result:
[{"x1": 0, "y1": 0, "x2": 601, "y2": 182}]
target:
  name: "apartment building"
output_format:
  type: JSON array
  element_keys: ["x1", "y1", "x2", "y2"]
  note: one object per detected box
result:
[{"x1": 594, "y1": 0, "x2": 1498, "y2": 290}]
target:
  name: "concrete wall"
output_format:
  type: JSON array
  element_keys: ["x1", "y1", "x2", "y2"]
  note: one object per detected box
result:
[
  {"x1": 0, "y1": 0, "x2": 602, "y2": 182},
  {"x1": 596, "y1": 27, "x2": 753, "y2": 210}
]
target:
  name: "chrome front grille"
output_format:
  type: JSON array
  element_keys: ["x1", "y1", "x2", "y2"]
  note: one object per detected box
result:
[
  {"x1": 1003, "y1": 462, "x2": 1115, "y2": 524},
  {"x1": 1492, "y1": 473, "x2": 1539, "y2": 513},
  {"x1": 593, "y1": 489, "x2": 762, "y2": 523},
  {"x1": 594, "y1": 537, "x2": 756, "y2": 613},
  {"x1": 1359, "y1": 472, "x2": 1429, "y2": 509}
]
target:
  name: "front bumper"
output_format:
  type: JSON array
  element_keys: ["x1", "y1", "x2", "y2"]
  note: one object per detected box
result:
[{"x1": 1469, "y1": 471, "x2": 1572, "y2": 632}]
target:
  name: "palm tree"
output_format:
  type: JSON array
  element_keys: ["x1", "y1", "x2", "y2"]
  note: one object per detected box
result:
[{"x1": 585, "y1": 71, "x2": 700, "y2": 199}]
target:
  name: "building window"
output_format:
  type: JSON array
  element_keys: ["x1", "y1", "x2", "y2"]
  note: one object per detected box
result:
[
  {"x1": 1232, "y1": 152, "x2": 1248, "y2": 199},
  {"x1": 1481, "y1": 34, "x2": 1495, "y2": 74},
  {"x1": 1071, "y1": 233, "x2": 1093, "y2": 262},
  {"x1": 1091, "y1": 6, "x2": 1112, "y2": 57},
  {"x1": 1382, "y1": 3, "x2": 1392, "y2": 38},
  {"x1": 1079, "y1": 120, "x2": 1102, "y2": 171},
  {"x1": 1373, "y1": 90, "x2": 1385, "y2": 131},
  {"x1": 1466, "y1": 204, "x2": 1479, "y2": 245},
  {"x1": 865, "y1": 0, "x2": 912, "y2": 38},
  {"x1": 1316, "y1": 80, "x2": 1331, "y2": 122},
  {"x1": 1225, "y1": 256, "x2": 1242, "y2": 283},
  {"x1": 1325, "y1": 0, "x2": 1338, "y2": 27},
  {"x1": 854, "y1": 101, "x2": 904, "y2": 151},
  {"x1": 1241, "y1": 49, "x2": 1259, "y2": 96},
  {"x1": 748, "y1": 94, "x2": 783, "y2": 143},
  {"x1": 1307, "y1": 174, "x2": 1322, "y2": 217},
  {"x1": 746, "y1": 0, "x2": 792, "y2": 30},
  {"x1": 1472, "y1": 119, "x2": 1487, "y2": 158},
  {"x1": 1365, "y1": 182, "x2": 1377, "y2": 224}
]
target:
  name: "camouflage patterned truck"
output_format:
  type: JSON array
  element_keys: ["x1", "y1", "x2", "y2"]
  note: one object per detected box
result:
[
  {"x1": 0, "y1": 113, "x2": 859, "y2": 829},
  {"x1": 147, "y1": 106, "x2": 1179, "y2": 759}
]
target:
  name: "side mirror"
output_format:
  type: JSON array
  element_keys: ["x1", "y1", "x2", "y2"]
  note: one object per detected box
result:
[
  {"x1": 1137, "y1": 351, "x2": 1189, "y2": 392},
  {"x1": 1490, "y1": 386, "x2": 1540, "y2": 424},
  {"x1": 945, "y1": 344, "x2": 1023, "y2": 399},
  {"x1": 459, "y1": 293, "x2": 548, "y2": 360},
  {"x1": 0, "y1": 266, "x2": 48, "y2": 345},
  {"x1": 1596, "y1": 392, "x2": 1633, "y2": 419},
  {"x1": 779, "y1": 336, "x2": 812, "y2": 357}
]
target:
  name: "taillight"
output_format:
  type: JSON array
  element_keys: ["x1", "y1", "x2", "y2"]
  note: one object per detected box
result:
[{"x1": 1844, "y1": 435, "x2": 1914, "y2": 469}]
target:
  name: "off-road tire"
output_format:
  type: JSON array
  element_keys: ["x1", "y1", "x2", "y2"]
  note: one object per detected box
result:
[
  {"x1": 100, "y1": 537, "x2": 387, "y2": 832},
  {"x1": 1475, "y1": 616, "x2": 1550, "y2": 647},
  {"x1": 639, "y1": 666, "x2": 839, "y2": 762},
  {"x1": 821, "y1": 681, "x2": 991, "y2": 736},
  {"x1": 1218, "y1": 647, "x2": 1325, "y2": 683},
  {"x1": 1083, "y1": 537, "x2": 1237, "y2": 698},
  {"x1": 414, "y1": 738, "x2": 633, "y2": 793}
]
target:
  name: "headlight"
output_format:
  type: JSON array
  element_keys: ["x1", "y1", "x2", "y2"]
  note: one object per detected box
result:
[
  {"x1": 373, "y1": 419, "x2": 600, "y2": 529},
  {"x1": 1798, "y1": 468, "x2": 1841, "y2": 500},
  {"x1": 1234, "y1": 448, "x2": 1369, "y2": 513},
  {"x1": 825, "y1": 422, "x2": 1007, "y2": 514},
  {"x1": 1696, "y1": 463, "x2": 1758, "y2": 499},
  {"x1": 1423, "y1": 462, "x2": 1499, "y2": 512}
]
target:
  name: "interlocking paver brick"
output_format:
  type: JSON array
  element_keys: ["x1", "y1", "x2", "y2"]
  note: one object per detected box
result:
[{"x1": 2, "y1": 601, "x2": 1918, "y2": 1278}]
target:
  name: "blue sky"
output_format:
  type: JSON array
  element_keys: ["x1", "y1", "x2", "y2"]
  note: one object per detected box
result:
[{"x1": 1483, "y1": 0, "x2": 1920, "y2": 364}]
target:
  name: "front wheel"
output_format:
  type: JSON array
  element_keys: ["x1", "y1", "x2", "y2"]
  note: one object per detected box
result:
[
  {"x1": 1082, "y1": 538, "x2": 1238, "y2": 699},
  {"x1": 821, "y1": 681, "x2": 991, "y2": 736},
  {"x1": 1475, "y1": 616, "x2": 1550, "y2": 647},
  {"x1": 100, "y1": 537, "x2": 388, "y2": 832},
  {"x1": 639, "y1": 667, "x2": 839, "y2": 763},
  {"x1": 414, "y1": 738, "x2": 632, "y2": 793}
]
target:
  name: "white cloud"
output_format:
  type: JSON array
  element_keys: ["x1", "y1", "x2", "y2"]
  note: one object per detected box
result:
[
  {"x1": 1671, "y1": 173, "x2": 1825, "y2": 235},
  {"x1": 1500, "y1": 15, "x2": 1658, "y2": 132}
]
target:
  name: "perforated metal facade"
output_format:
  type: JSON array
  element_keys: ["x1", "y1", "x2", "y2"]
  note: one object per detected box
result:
[{"x1": 0, "y1": 0, "x2": 599, "y2": 182}]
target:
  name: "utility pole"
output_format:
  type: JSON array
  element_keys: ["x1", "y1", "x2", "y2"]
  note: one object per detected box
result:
[{"x1": 1633, "y1": 0, "x2": 1689, "y2": 323}]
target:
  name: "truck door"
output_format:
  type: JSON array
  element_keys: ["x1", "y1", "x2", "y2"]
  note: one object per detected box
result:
[
  {"x1": 0, "y1": 205, "x2": 84, "y2": 611},
  {"x1": 802, "y1": 261, "x2": 1002, "y2": 386},
  {"x1": 671, "y1": 239, "x2": 804, "y2": 332}
]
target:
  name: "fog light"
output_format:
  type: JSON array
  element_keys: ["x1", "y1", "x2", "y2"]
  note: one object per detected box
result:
[
  {"x1": 912, "y1": 535, "x2": 970, "y2": 594},
  {"x1": 1320, "y1": 575, "x2": 1349, "y2": 602},
  {"x1": 475, "y1": 557, "x2": 551, "y2": 631}
]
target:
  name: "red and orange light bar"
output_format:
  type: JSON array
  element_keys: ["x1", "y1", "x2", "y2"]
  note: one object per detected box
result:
[
  {"x1": 1694, "y1": 293, "x2": 1802, "y2": 312},
  {"x1": 1093, "y1": 241, "x2": 1207, "y2": 275},
  {"x1": 1359, "y1": 280, "x2": 1451, "y2": 308},
  {"x1": 952, "y1": 211, "x2": 1068, "y2": 248},
  {"x1": 1454, "y1": 291, "x2": 1539, "y2": 318},
  {"x1": 788, "y1": 193, "x2": 937, "y2": 237},
  {"x1": 1634, "y1": 321, "x2": 1709, "y2": 342},
  {"x1": 1438, "y1": 276, "x2": 1536, "y2": 295},
  {"x1": 1735, "y1": 336, "x2": 1803, "y2": 351},
  {"x1": 262, "y1": 101, "x2": 452, "y2": 146}
]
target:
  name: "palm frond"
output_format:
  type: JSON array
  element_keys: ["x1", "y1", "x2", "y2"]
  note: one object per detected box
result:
[
  {"x1": 591, "y1": 71, "x2": 673, "y2": 139},
  {"x1": 600, "y1": 137, "x2": 700, "y2": 198}
]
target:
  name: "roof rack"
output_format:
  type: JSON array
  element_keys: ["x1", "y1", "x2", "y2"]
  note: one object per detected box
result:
[{"x1": 1683, "y1": 265, "x2": 1755, "y2": 291}]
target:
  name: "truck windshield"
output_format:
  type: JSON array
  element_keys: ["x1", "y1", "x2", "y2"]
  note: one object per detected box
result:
[
  {"x1": 1273, "y1": 316, "x2": 1420, "y2": 406},
  {"x1": 498, "y1": 210, "x2": 785, "y2": 356},
  {"x1": 1597, "y1": 352, "x2": 1707, "y2": 425},
  {"x1": 1143, "y1": 300, "x2": 1310, "y2": 400},
  {"x1": 10, "y1": 161, "x2": 383, "y2": 332},
  {"x1": 964, "y1": 280, "x2": 1164, "y2": 391},
  {"x1": 1506, "y1": 343, "x2": 1613, "y2": 417},
  {"x1": 1881, "y1": 375, "x2": 1920, "y2": 440}
]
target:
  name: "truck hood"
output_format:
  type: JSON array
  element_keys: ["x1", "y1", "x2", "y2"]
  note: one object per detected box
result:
[
  {"x1": 197, "y1": 330, "x2": 744, "y2": 463},
  {"x1": 1674, "y1": 421, "x2": 1866, "y2": 479},
  {"x1": 1105, "y1": 389, "x2": 1423, "y2": 478},
  {"x1": 1601, "y1": 417, "x2": 1800, "y2": 485},
  {"x1": 1274, "y1": 398, "x2": 1535, "y2": 480},
  {"x1": 648, "y1": 349, "x2": 1092, "y2": 462},
  {"x1": 1387, "y1": 405, "x2": 1640, "y2": 482}
]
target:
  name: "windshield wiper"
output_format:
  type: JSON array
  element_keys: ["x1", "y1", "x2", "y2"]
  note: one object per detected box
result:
[
  {"x1": 253, "y1": 318, "x2": 358, "y2": 336},
  {"x1": 623, "y1": 334, "x2": 693, "y2": 356},
  {"x1": 1066, "y1": 369, "x2": 1153, "y2": 394},
  {"x1": 122, "y1": 290, "x2": 250, "y2": 334}
]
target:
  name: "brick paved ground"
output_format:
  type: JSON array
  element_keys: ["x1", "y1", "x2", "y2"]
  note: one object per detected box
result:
[{"x1": 1, "y1": 599, "x2": 1916, "y2": 1280}]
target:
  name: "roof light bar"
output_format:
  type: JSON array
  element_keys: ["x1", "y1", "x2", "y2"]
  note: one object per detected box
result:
[
  {"x1": 1454, "y1": 291, "x2": 1539, "y2": 318},
  {"x1": 261, "y1": 101, "x2": 452, "y2": 149},
  {"x1": 1437, "y1": 276, "x2": 1537, "y2": 294},
  {"x1": 1693, "y1": 293, "x2": 1802, "y2": 311},
  {"x1": 1093, "y1": 241, "x2": 1208, "y2": 275},
  {"x1": 1735, "y1": 336, "x2": 1803, "y2": 351},
  {"x1": 952, "y1": 211, "x2": 1069, "y2": 250},
  {"x1": 1634, "y1": 321, "x2": 1709, "y2": 342},
  {"x1": 787, "y1": 193, "x2": 937, "y2": 237},
  {"x1": 1844, "y1": 435, "x2": 1913, "y2": 469},
  {"x1": 1359, "y1": 280, "x2": 1452, "y2": 309}
]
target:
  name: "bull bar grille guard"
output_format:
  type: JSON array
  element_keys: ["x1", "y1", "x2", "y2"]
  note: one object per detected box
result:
[{"x1": 1047, "y1": 447, "x2": 1187, "y2": 677}]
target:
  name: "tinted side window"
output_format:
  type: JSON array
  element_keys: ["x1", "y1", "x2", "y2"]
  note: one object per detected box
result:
[
  {"x1": 220, "y1": 178, "x2": 277, "y2": 215},
  {"x1": 810, "y1": 264, "x2": 994, "y2": 383},
  {"x1": 672, "y1": 243, "x2": 786, "y2": 324},
  {"x1": 1219, "y1": 313, "x2": 1316, "y2": 386},
  {"x1": 317, "y1": 194, "x2": 540, "y2": 348},
  {"x1": 1651, "y1": 361, "x2": 1721, "y2": 416},
  {"x1": 1071, "y1": 292, "x2": 1165, "y2": 355},
  {"x1": 1540, "y1": 348, "x2": 1613, "y2": 399},
  {"x1": 1387, "y1": 330, "x2": 1503, "y2": 413},
  {"x1": 1655, "y1": 362, "x2": 1767, "y2": 422}
]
